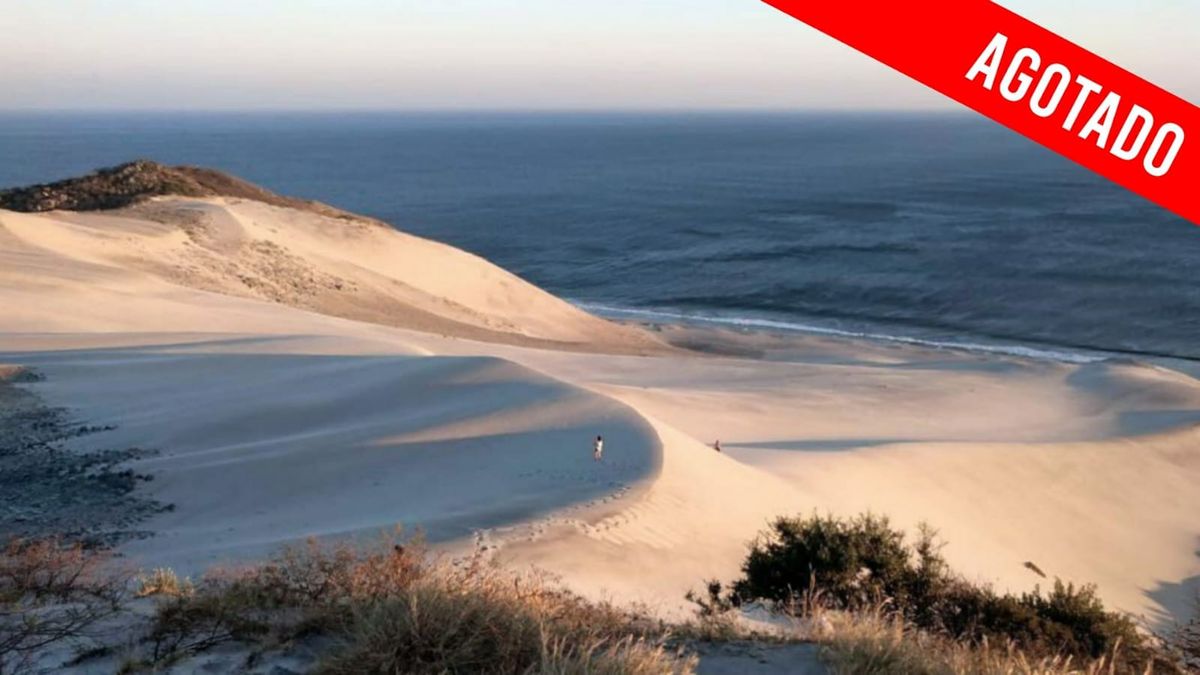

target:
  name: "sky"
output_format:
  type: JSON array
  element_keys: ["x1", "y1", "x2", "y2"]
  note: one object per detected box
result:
[{"x1": 2, "y1": 0, "x2": 1197, "y2": 111}]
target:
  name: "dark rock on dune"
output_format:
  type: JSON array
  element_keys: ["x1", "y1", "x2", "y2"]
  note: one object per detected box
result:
[
  {"x1": 0, "y1": 366, "x2": 169, "y2": 545},
  {"x1": 0, "y1": 160, "x2": 368, "y2": 222}
]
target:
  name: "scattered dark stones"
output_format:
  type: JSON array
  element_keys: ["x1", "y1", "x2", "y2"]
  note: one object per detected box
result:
[{"x1": 0, "y1": 366, "x2": 170, "y2": 546}]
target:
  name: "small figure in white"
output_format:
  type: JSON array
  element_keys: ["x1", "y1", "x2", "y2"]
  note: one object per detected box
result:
[
  {"x1": 593, "y1": 435, "x2": 604, "y2": 462},
  {"x1": 714, "y1": 439, "x2": 722, "y2": 453}
]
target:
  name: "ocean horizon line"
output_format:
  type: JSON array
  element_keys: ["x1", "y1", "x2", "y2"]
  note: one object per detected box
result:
[{"x1": 0, "y1": 107, "x2": 974, "y2": 117}]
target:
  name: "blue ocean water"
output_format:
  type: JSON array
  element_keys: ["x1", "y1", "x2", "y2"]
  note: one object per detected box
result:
[{"x1": 1, "y1": 111, "x2": 1196, "y2": 361}]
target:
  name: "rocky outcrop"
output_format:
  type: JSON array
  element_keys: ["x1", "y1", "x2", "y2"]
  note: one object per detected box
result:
[{"x1": 0, "y1": 160, "x2": 366, "y2": 221}]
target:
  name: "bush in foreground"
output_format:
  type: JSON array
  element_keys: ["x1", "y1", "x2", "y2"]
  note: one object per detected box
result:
[
  {"x1": 0, "y1": 538, "x2": 129, "y2": 673},
  {"x1": 5, "y1": 532, "x2": 691, "y2": 673},
  {"x1": 701, "y1": 513, "x2": 1157, "y2": 671}
]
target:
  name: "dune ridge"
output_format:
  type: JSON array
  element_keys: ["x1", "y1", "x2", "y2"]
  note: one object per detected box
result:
[
  {"x1": 1, "y1": 177, "x2": 1197, "y2": 627},
  {"x1": 0, "y1": 195, "x2": 662, "y2": 352}
]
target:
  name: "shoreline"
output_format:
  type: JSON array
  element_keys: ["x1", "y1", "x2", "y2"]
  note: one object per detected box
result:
[{"x1": 589, "y1": 302, "x2": 1200, "y2": 367}]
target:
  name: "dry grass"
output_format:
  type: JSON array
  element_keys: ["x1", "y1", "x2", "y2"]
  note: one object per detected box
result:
[
  {"x1": 134, "y1": 568, "x2": 192, "y2": 599},
  {"x1": 128, "y1": 532, "x2": 692, "y2": 674},
  {"x1": 538, "y1": 636, "x2": 692, "y2": 675},
  {"x1": 321, "y1": 580, "x2": 687, "y2": 674},
  {"x1": 817, "y1": 607, "x2": 1146, "y2": 675},
  {"x1": 3, "y1": 530, "x2": 692, "y2": 673},
  {"x1": 688, "y1": 568, "x2": 1173, "y2": 674},
  {"x1": 682, "y1": 590, "x2": 1159, "y2": 674}
]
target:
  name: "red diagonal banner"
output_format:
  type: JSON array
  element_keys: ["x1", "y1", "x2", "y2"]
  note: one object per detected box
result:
[{"x1": 761, "y1": 0, "x2": 1199, "y2": 226}]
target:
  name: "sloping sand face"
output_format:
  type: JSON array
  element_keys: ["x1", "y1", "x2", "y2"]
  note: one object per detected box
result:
[
  {"x1": 4, "y1": 335, "x2": 661, "y2": 574},
  {"x1": 0, "y1": 198, "x2": 664, "y2": 352},
  {"x1": 1, "y1": 199, "x2": 1197, "y2": 627}
]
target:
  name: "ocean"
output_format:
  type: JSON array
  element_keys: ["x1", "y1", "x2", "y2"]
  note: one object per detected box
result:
[{"x1": 1, "y1": 111, "x2": 1196, "y2": 363}]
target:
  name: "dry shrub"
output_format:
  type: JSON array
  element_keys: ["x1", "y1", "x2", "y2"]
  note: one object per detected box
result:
[
  {"x1": 148, "y1": 589, "x2": 269, "y2": 662},
  {"x1": 144, "y1": 533, "x2": 423, "y2": 662},
  {"x1": 134, "y1": 568, "x2": 192, "y2": 599},
  {"x1": 143, "y1": 533, "x2": 690, "y2": 674},
  {"x1": 317, "y1": 556, "x2": 682, "y2": 674},
  {"x1": 250, "y1": 534, "x2": 425, "y2": 607},
  {"x1": 0, "y1": 537, "x2": 129, "y2": 673}
]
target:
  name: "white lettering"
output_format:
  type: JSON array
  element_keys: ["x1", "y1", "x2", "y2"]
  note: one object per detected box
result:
[
  {"x1": 1144, "y1": 123, "x2": 1185, "y2": 177},
  {"x1": 965, "y1": 36, "x2": 1186, "y2": 178},
  {"x1": 1029, "y1": 64, "x2": 1071, "y2": 118},
  {"x1": 1079, "y1": 92, "x2": 1121, "y2": 149},
  {"x1": 1111, "y1": 105, "x2": 1154, "y2": 161},
  {"x1": 1063, "y1": 75, "x2": 1103, "y2": 133},
  {"x1": 966, "y1": 33, "x2": 1008, "y2": 90},
  {"x1": 1000, "y1": 48, "x2": 1041, "y2": 102}
]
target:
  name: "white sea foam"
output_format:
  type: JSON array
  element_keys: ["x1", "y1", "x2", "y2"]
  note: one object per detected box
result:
[{"x1": 579, "y1": 302, "x2": 1102, "y2": 364}]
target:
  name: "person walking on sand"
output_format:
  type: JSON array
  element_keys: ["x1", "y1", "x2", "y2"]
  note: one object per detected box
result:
[
  {"x1": 593, "y1": 435, "x2": 604, "y2": 462},
  {"x1": 714, "y1": 439, "x2": 722, "y2": 453}
]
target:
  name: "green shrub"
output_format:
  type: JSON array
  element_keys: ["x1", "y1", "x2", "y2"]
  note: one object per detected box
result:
[
  {"x1": 733, "y1": 513, "x2": 944, "y2": 615},
  {"x1": 716, "y1": 513, "x2": 1148, "y2": 666}
]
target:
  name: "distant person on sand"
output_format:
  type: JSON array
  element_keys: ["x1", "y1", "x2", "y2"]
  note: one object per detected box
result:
[
  {"x1": 714, "y1": 439, "x2": 721, "y2": 453},
  {"x1": 593, "y1": 435, "x2": 604, "y2": 462}
]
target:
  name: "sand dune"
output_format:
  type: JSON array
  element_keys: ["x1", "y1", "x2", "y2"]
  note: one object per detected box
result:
[
  {"x1": 1, "y1": 197, "x2": 1197, "y2": 628},
  {"x1": 0, "y1": 198, "x2": 661, "y2": 351}
]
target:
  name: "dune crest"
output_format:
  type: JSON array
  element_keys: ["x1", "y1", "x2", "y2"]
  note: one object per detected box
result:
[{"x1": 0, "y1": 160, "x2": 372, "y2": 218}]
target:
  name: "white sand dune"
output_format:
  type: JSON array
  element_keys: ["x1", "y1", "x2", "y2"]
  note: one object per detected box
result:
[
  {"x1": 0, "y1": 199, "x2": 660, "y2": 351},
  {"x1": 1, "y1": 197, "x2": 1197, "y2": 627}
]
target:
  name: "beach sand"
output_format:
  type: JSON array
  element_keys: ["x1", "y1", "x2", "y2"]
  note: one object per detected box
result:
[{"x1": 1, "y1": 196, "x2": 1197, "y2": 630}]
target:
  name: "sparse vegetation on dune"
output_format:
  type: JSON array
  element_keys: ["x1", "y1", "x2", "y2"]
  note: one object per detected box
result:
[
  {"x1": 0, "y1": 538, "x2": 130, "y2": 673},
  {"x1": 4, "y1": 518, "x2": 1193, "y2": 673},
  {"x1": 816, "y1": 607, "x2": 1136, "y2": 675},
  {"x1": 690, "y1": 512, "x2": 1186, "y2": 674},
  {"x1": 0, "y1": 160, "x2": 373, "y2": 222},
  {"x1": 315, "y1": 562, "x2": 683, "y2": 675},
  {"x1": 26, "y1": 531, "x2": 692, "y2": 674}
]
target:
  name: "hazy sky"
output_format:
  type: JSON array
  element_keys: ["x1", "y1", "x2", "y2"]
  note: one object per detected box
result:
[{"x1": 3, "y1": 0, "x2": 1197, "y2": 110}]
